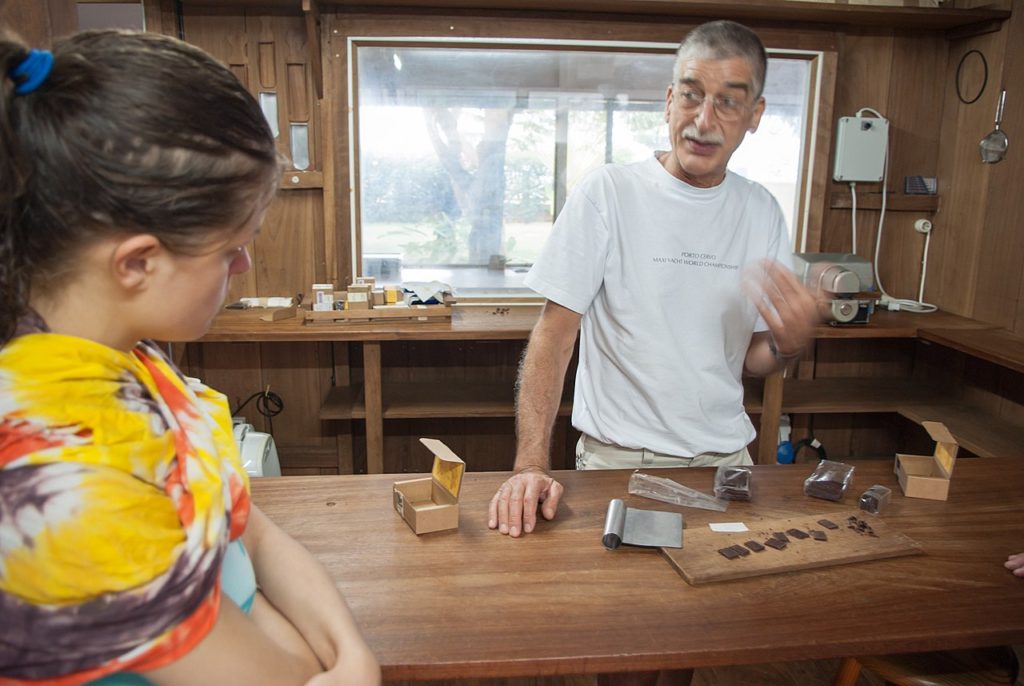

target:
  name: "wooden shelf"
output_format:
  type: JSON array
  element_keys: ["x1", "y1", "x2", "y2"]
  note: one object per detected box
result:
[
  {"x1": 781, "y1": 377, "x2": 945, "y2": 413},
  {"x1": 899, "y1": 403, "x2": 1024, "y2": 458},
  {"x1": 320, "y1": 381, "x2": 572, "y2": 420},
  {"x1": 919, "y1": 327, "x2": 1024, "y2": 375},
  {"x1": 745, "y1": 377, "x2": 945, "y2": 415},
  {"x1": 382, "y1": 381, "x2": 571, "y2": 418},
  {"x1": 179, "y1": 0, "x2": 1010, "y2": 32},
  {"x1": 321, "y1": 385, "x2": 365, "y2": 419},
  {"x1": 830, "y1": 191, "x2": 940, "y2": 212}
]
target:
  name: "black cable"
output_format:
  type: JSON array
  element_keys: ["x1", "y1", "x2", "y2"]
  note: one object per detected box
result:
[
  {"x1": 232, "y1": 389, "x2": 284, "y2": 437},
  {"x1": 955, "y1": 49, "x2": 987, "y2": 105},
  {"x1": 793, "y1": 437, "x2": 827, "y2": 463}
]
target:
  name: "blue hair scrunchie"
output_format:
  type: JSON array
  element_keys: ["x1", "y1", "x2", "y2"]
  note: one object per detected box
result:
[{"x1": 11, "y1": 49, "x2": 54, "y2": 95}]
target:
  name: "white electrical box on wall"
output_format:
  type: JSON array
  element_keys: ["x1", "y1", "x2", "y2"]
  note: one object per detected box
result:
[{"x1": 833, "y1": 115, "x2": 889, "y2": 182}]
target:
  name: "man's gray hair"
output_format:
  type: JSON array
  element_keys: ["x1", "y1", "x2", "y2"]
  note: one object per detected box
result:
[{"x1": 673, "y1": 20, "x2": 768, "y2": 99}]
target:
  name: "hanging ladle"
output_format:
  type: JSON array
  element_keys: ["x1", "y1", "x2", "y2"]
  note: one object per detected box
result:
[{"x1": 980, "y1": 89, "x2": 1008, "y2": 163}]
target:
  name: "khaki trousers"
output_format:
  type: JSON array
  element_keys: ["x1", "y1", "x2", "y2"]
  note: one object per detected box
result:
[{"x1": 575, "y1": 433, "x2": 752, "y2": 470}]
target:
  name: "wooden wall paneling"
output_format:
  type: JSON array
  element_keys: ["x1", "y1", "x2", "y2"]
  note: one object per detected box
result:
[
  {"x1": 382, "y1": 419, "x2": 408, "y2": 474},
  {"x1": 281, "y1": 13, "x2": 319, "y2": 167},
  {"x1": 809, "y1": 338, "x2": 916, "y2": 460},
  {"x1": 848, "y1": 412, "x2": 900, "y2": 458},
  {"x1": 885, "y1": 33, "x2": 945, "y2": 187},
  {"x1": 968, "y1": 1, "x2": 1024, "y2": 330},
  {"x1": 930, "y1": 27, "x2": 1007, "y2": 316},
  {"x1": 961, "y1": 355, "x2": 1024, "y2": 428},
  {"x1": 320, "y1": 43, "x2": 339, "y2": 286},
  {"x1": 183, "y1": 10, "x2": 258, "y2": 299},
  {"x1": 253, "y1": 189, "x2": 319, "y2": 299},
  {"x1": 258, "y1": 340, "x2": 338, "y2": 472},
  {"x1": 190, "y1": 342, "x2": 264, "y2": 424},
  {"x1": 332, "y1": 341, "x2": 354, "y2": 473},
  {"x1": 822, "y1": 31, "x2": 894, "y2": 256},
  {"x1": 168, "y1": 341, "x2": 191, "y2": 376},
  {"x1": 873, "y1": 32, "x2": 946, "y2": 300},
  {"x1": 326, "y1": 20, "x2": 353, "y2": 284},
  {"x1": 801, "y1": 49, "x2": 838, "y2": 254},
  {"x1": 462, "y1": 417, "x2": 518, "y2": 471},
  {"x1": 302, "y1": 0, "x2": 324, "y2": 99},
  {"x1": 142, "y1": 0, "x2": 177, "y2": 36},
  {"x1": 1, "y1": 0, "x2": 76, "y2": 45}
]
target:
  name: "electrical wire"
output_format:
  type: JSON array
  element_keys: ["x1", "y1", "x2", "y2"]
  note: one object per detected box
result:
[
  {"x1": 856, "y1": 107, "x2": 938, "y2": 314},
  {"x1": 232, "y1": 387, "x2": 284, "y2": 436},
  {"x1": 849, "y1": 181, "x2": 858, "y2": 255}
]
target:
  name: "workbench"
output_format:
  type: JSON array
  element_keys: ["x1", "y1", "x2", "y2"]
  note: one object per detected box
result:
[{"x1": 251, "y1": 458, "x2": 1024, "y2": 680}]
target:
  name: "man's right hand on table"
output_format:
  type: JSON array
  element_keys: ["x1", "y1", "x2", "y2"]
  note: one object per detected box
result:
[{"x1": 488, "y1": 466, "x2": 564, "y2": 537}]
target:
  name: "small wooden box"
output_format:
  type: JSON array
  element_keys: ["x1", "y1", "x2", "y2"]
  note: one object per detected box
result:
[
  {"x1": 895, "y1": 421, "x2": 959, "y2": 501},
  {"x1": 393, "y1": 439, "x2": 465, "y2": 534}
]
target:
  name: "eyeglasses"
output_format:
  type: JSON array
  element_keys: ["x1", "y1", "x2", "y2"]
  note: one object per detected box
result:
[{"x1": 674, "y1": 88, "x2": 749, "y2": 122}]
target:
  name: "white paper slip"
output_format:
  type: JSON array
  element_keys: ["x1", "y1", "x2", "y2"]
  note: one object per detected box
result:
[{"x1": 709, "y1": 522, "x2": 749, "y2": 533}]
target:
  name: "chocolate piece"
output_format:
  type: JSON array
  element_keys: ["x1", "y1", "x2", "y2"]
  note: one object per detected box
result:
[
  {"x1": 744, "y1": 540, "x2": 765, "y2": 552},
  {"x1": 809, "y1": 530, "x2": 828, "y2": 541},
  {"x1": 764, "y1": 537, "x2": 787, "y2": 550},
  {"x1": 772, "y1": 531, "x2": 789, "y2": 543},
  {"x1": 718, "y1": 546, "x2": 742, "y2": 559},
  {"x1": 731, "y1": 544, "x2": 750, "y2": 557},
  {"x1": 817, "y1": 518, "x2": 839, "y2": 530},
  {"x1": 786, "y1": 528, "x2": 810, "y2": 540}
]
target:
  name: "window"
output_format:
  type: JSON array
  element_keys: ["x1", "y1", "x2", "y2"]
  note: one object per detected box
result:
[{"x1": 351, "y1": 39, "x2": 819, "y2": 293}]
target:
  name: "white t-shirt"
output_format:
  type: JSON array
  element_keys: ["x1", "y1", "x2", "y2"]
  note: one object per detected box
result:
[{"x1": 525, "y1": 155, "x2": 792, "y2": 457}]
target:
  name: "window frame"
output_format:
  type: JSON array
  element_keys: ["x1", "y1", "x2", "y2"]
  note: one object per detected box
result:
[{"x1": 346, "y1": 35, "x2": 834, "y2": 295}]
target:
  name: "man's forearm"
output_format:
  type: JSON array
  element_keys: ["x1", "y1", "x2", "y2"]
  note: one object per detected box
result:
[{"x1": 514, "y1": 309, "x2": 579, "y2": 472}]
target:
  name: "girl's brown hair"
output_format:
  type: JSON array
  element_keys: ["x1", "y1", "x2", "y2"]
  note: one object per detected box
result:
[{"x1": 0, "y1": 29, "x2": 280, "y2": 342}]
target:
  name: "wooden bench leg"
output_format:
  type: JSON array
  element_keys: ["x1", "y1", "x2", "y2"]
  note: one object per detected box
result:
[{"x1": 834, "y1": 657, "x2": 863, "y2": 686}]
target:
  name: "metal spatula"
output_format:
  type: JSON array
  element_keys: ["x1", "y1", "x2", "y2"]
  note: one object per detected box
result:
[{"x1": 980, "y1": 89, "x2": 1008, "y2": 164}]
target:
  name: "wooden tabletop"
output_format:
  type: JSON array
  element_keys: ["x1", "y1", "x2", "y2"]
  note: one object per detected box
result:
[
  {"x1": 252, "y1": 458, "x2": 1024, "y2": 680},
  {"x1": 198, "y1": 305, "x2": 994, "y2": 344}
]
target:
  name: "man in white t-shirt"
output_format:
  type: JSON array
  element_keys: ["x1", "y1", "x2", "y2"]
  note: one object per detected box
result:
[{"x1": 488, "y1": 20, "x2": 820, "y2": 539}]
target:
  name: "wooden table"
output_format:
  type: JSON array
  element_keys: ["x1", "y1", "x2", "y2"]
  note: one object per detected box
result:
[
  {"x1": 252, "y1": 458, "x2": 1024, "y2": 680},
  {"x1": 201, "y1": 306, "x2": 999, "y2": 471}
]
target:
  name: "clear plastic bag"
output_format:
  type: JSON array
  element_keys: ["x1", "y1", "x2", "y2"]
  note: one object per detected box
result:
[
  {"x1": 859, "y1": 484, "x2": 891, "y2": 514},
  {"x1": 713, "y1": 465, "x2": 752, "y2": 501},
  {"x1": 627, "y1": 470, "x2": 728, "y2": 512},
  {"x1": 803, "y1": 459, "x2": 855, "y2": 501}
]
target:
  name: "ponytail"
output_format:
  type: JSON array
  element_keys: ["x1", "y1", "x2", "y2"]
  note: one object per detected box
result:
[
  {"x1": 0, "y1": 29, "x2": 280, "y2": 345},
  {"x1": 0, "y1": 34, "x2": 33, "y2": 343}
]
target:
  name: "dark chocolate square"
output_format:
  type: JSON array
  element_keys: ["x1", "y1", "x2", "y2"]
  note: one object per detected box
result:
[
  {"x1": 718, "y1": 546, "x2": 742, "y2": 559},
  {"x1": 730, "y1": 544, "x2": 750, "y2": 557},
  {"x1": 764, "y1": 537, "x2": 787, "y2": 550},
  {"x1": 772, "y1": 531, "x2": 789, "y2": 543},
  {"x1": 744, "y1": 540, "x2": 765, "y2": 552},
  {"x1": 809, "y1": 530, "x2": 828, "y2": 541},
  {"x1": 786, "y1": 528, "x2": 810, "y2": 540},
  {"x1": 817, "y1": 519, "x2": 839, "y2": 530}
]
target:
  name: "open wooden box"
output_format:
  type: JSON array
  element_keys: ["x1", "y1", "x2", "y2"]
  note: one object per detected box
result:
[{"x1": 895, "y1": 421, "x2": 959, "y2": 501}]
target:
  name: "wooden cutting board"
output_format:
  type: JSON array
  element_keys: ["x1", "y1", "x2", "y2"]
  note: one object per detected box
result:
[{"x1": 661, "y1": 511, "x2": 923, "y2": 585}]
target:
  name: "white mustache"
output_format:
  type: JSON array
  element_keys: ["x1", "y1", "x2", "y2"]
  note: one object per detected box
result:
[{"x1": 682, "y1": 125, "x2": 724, "y2": 146}]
